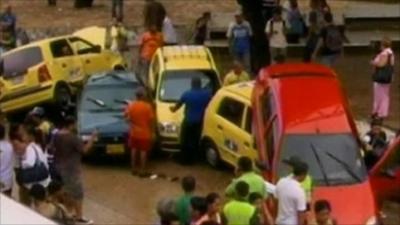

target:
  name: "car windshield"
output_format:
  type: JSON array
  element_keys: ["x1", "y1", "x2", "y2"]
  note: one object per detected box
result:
[
  {"x1": 278, "y1": 133, "x2": 368, "y2": 186},
  {"x1": 81, "y1": 83, "x2": 138, "y2": 112},
  {"x1": 158, "y1": 70, "x2": 218, "y2": 102}
]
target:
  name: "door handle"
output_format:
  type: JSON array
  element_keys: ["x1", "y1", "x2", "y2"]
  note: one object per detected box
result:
[
  {"x1": 85, "y1": 59, "x2": 91, "y2": 64},
  {"x1": 61, "y1": 63, "x2": 67, "y2": 68},
  {"x1": 217, "y1": 125, "x2": 223, "y2": 130}
]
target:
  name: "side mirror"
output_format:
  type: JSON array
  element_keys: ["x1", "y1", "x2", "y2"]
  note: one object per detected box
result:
[{"x1": 255, "y1": 160, "x2": 269, "y2": 172}]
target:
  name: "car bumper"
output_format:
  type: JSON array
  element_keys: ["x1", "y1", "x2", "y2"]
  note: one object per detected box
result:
[{"x1": 159, "y1": 135, "x2": 180, "y2": 152}]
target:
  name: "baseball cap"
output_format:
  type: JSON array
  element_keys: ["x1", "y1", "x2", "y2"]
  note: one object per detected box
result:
[{"x1": 293, "y1": 161, "x2": 309, "y2": 176}]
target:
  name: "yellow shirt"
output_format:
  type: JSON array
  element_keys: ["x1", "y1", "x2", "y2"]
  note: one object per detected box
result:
[
  {"x1": 223, "y1": 71, "x2": 250, "y2": 86},
  {"x1": 39, "y1": 121, "x2": 52, "y2": 136}
]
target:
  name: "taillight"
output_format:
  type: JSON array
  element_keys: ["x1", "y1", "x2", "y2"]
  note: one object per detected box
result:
[{"x1": 38, "y1": 65, "x2": 52, "y2": 83}]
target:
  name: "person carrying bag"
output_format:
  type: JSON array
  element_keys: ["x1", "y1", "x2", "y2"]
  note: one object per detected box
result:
[
  {"x1": 15, "y1": 145, "x2": 50, "y2": 186},
  {"x1": 370, "y1": 37, "x2": 395, "y2": 120},
  {"x1": 373, "y1": 54, "x2": 394, "y2": 84}
]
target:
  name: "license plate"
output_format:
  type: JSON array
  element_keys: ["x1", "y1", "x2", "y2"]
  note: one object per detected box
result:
[
  {"x1": 11, "y1": 76, "x2": 23, "y2": 85},
  {"x1": 106, "y1": 144, "x2": 125, "y2": 154}
]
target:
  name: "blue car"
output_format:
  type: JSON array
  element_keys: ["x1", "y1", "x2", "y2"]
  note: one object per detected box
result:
[{"x1": 77, "y1": 71, "x2": 142, "y2": 155}]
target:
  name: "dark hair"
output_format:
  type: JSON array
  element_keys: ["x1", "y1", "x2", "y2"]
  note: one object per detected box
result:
[
  {"x1": 293, "y1": 161, "x2": 309, "y2": 176},
  {"x1": 201, "y1": 221, "x2": 220, "y2": 225},
  {"x1": 181, "y1": 176, "x2": 196, "y2": 193},
  {"x1": 249, "y1": 192, "x2": 263, "y2": 204},
  {"x1": 203, "y1": 12, "x2": 211, "y2": 18},
  {"x1": 30, "y1": 184, "x2": 47, "y2": 201},
  {"x1": 62, "y1": 116, "x2": 76, "y2": 128},
  {"x1": 191, "y1": 77, "x2": 202, "y2": 89},
  {"x1": 309, "y1": 11, "x2": 317, "y2": 24},
  {"x1": 235, "y1": 181, "x2": 249, "y2": 198},
  {"x1": 314, "y1": 199, "x2": 332, "y2": 213},
  {"x1": 324, "y1": 12, "x2": 333, "y2": 23},
  {"x1": 9, "y1": 123, "x2": 22, "y2": 141},
  {"x1": 48, "y1": 180, "x2": 63, "y2": 195},
  {"x1": 190, "y1": 196, "x2": 208, "y2": 215},
  {"x1": 238, "y1": 156, "x2": 253, "y2": 172},
  {"x1": 160, "y1": 212, "x2": 179, "y2": 225},
  {"x1": 273, "y1": 6, "x2": 282, "y2": 15},
  {"x1": 206, "y1": 192, "x2": 220, "y2": 205},
  {"x1": 0, "y1": 123, "x2": 5, "y2": 139}
]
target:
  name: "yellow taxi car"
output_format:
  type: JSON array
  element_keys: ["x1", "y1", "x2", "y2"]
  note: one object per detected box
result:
[
  {"x1": 148, "y1": 45, "x2": 221, "y2": 152},
  {"x1": 0, "y1": 30, "x2": 125, "y2": 113},
  {"x1": 201, "y1": 81, "x2": 257, "y2": 168}
]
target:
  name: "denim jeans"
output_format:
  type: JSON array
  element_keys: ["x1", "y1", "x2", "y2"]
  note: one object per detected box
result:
[{"x1": 320, "y1": 54, "x2": 340, "y2": 67}]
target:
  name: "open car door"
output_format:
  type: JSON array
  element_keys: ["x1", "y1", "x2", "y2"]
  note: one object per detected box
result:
[{"x1": 369, "y1": 135, "x2": 400, "y2": 206}]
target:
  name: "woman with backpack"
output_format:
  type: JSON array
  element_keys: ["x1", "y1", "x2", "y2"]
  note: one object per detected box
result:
[
  {"x1": 311, "y1": 12, "x2": 343, "y2": 67},
  {"x1": 370, "y1": 37, "x2": 395, "y2": 120}
]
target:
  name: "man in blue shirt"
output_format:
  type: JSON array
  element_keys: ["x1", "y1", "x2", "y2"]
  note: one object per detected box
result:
[
  {"x1": 170, "y1": 77, "x2": 212, "y2": 165},
  {"x1": 227, "y1": 13, "x2": 253, "y2": 72}
]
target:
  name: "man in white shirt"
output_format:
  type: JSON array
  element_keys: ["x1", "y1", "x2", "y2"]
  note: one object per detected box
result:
[
  {"x1": 0, "y1": 124, "x2": 14, "y2": 196},
  {"x1": 162, "y1": 16, "x2": 177, "y2": 45},
  {"x1": 265, "y1": 7, "x2": 287, "y2": 62},
  {"x1": 275, "y1": 160, "x2": 308, "y2": 225}
]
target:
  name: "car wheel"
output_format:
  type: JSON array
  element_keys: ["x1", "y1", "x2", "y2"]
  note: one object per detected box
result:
[
  {"x1": 54, "y1": 84, "x2": 71, "y2": 108},
  {"x1": 204, "y1": 140, "x2": 222, "y2": 169},
  {"x1": 113, "y1": 65, "x2": 125, "y2": 71}
]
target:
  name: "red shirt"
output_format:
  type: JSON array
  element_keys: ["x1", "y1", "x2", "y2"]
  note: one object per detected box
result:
[{"x1": 125, "y1": 100, "x2": 154, "y2": 140}]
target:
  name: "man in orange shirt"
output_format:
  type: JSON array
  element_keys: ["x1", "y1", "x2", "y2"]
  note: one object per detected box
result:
[
  {"x1": 138, "y1": 25, "x2": 164, "y2": 85},
  {"x1": 125, "y1": 88, "x2": 155, "y2": 176}
]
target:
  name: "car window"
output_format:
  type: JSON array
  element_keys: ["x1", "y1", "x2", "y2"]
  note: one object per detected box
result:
[
  {"x1": 245, "y1": 107, "x2": 252, "y2": 134},
  {"x1": 50, "y1": 39, "x2": 74, "y2": 58},
  {"x1": 69, "y1": 37, "x2": 95, "y2": 54},
  {"x1": 158, "y1": 70, "x2": 218, "y2": 102},
  {"x1": 2, "y1": 47, "x2": 43, "y2": 78},
  {"x1": 217, "y1": 97, "x2": 245, "y2": 128},
  {"x1": 278, "y1": 133, "x2": 367, "y2": 186}
]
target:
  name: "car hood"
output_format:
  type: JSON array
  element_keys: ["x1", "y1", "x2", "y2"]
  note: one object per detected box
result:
[
  {"x1": 156, "y1": 101, "x2": 184, "y2": 132},
  {"x1": 78, "y1": 112, "x2": 128, "y2": 136},
  {"x1": 312, "y1": 182, "x2": 376, "y2": 224}
]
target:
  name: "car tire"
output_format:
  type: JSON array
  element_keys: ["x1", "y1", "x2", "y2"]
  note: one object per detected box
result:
[
  {"x1": 113, "y1": 65, "x2": 125, "y2": 71},
  {"x1": 53, "y1": 84, "x2": 71, "y2": 108},
  {"x1": 203, "y1": 140, "x2": 222, "y2": 169}
]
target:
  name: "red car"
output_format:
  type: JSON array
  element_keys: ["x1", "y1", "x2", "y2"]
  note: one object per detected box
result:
[{"x1": 252, "y1": 63, "x2": 399, "y2": 224}]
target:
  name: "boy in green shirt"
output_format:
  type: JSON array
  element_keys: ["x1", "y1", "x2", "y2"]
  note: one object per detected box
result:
[{"x1": 175, "y1": 176, "x2": 196, "y2": 225}]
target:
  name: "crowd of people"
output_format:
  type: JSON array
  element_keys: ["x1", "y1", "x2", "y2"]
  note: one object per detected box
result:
[
  {"x1": 155, "y1": 156, "x2": 339, "y2": 225},
  {"x1": 0, "y1": 0, "x2": 398, "y2": 225},
  {"x1": 0, "y1": 107, "x2": 96, "y2": 224}
]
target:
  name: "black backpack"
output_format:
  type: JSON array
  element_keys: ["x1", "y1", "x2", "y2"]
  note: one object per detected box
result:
[{"x1": 324, "y1": 25, "x2": 343, "y2": 52}]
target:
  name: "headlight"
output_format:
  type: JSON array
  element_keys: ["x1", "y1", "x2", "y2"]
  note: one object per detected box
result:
[
  {"x1": 159, "y1": 122, "x2": 179, "y2": 134},
  {"x1": 366, "y1": 216, "x2": 377, "y2": 225}
]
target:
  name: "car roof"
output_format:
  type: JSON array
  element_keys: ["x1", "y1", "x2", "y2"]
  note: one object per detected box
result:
[
  {"x1": 160, "y1": 45, "x2": 213, "y2": 70},
  {"x1": 86, "y1": 71, "x2": 139, "y2": 86},
  {"x1": 2, "y1": 35, "x2": 74, "y2": 56},
  {"x1": 261, "y1": 63, "x2": 351, "y2": 133},
  {"x1": 223, "y1": 81, "x2": 254, "y2": 100}
]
